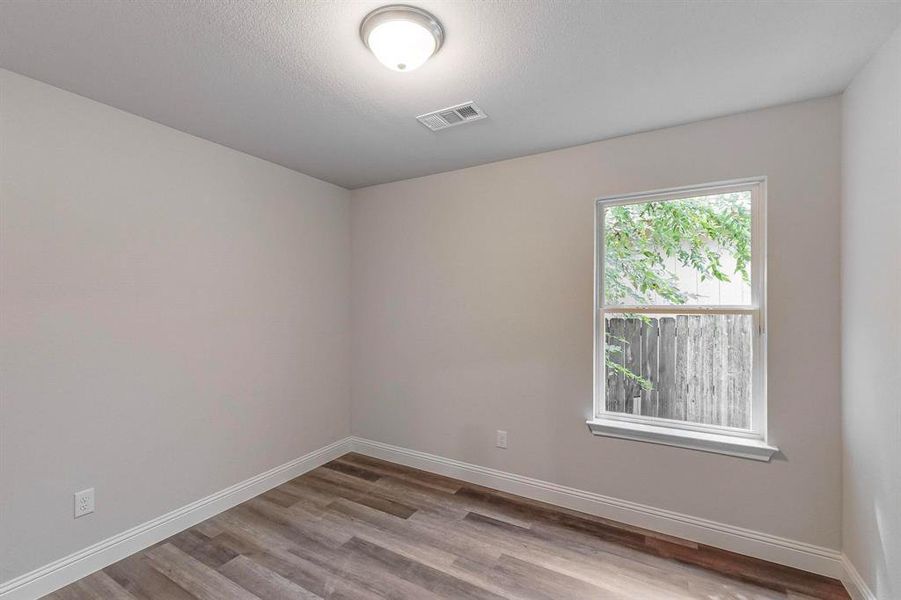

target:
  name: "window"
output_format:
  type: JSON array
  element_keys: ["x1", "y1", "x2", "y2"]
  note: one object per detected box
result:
[{"x1": 588, "y1": 178, "x2": 777, "y2": 461}]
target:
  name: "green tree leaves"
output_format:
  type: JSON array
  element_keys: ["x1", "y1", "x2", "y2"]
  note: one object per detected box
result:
[{"x1": 604, "y1": 193, "x2": 751, "y2": 305}]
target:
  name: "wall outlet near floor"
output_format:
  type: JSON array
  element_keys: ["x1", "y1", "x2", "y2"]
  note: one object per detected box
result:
[
  {"x1": 74, "y1": 488, "x2": 94, "y2": 518},
  {"x1": 496, "y1": 430, "x2": 508, "y2": 449}
]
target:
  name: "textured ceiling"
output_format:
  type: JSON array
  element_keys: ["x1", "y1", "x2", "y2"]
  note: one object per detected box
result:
[{"x1": 1, "y1": 0, "x2": 899, "y2": 189}]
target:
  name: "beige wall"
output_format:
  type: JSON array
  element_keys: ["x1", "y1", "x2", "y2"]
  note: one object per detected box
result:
[
  {"x1": 841, "y1": 25, "x2": 901, "y2": 599},
  {"x1": 0, "y1": 70, "x2": 351, "y2": 582},
  {"x1": 351, "y1": 96, "x2": 843, "y2": 549}
]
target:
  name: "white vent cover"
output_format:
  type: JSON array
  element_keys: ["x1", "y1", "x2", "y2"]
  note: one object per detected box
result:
[{"x1": 416, "y1": 102, "x2": 487, "y2": 131}]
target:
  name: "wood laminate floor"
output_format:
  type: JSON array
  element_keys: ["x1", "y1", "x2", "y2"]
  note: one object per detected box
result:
[{"x1": 44, "y1": 453, "x2": 850, "y2": 600}]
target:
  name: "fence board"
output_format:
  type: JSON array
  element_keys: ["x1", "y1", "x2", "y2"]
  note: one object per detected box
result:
[
  {"x1": 710, "y1": 315, "x2": 726, "y2": 425},
  {"x1": 623, "y1": 317, "x2": 642, "y2": 414},
  {"x1": 640, "y1": 318, "x2": 659, "y2": 418},
  {"x1": 657, "y1": 318, "x2": 676, "y2": 420},
  {"x1": 606, "y1": 317, "x2": 625, "y2": 413},
  {"x1": 727, "y1": 315, "x2": 751, "y2": 428},
  {"x1": 679, "y1": 316, "x2": 696, "y2": 423},
  {"x1": 605, "y1": 315, "x2": 750, "y2": 428}
]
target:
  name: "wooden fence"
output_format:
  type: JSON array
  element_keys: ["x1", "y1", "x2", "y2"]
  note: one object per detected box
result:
[{"x1": 604, "y1": 315, "x2": 751, "y2": 428}]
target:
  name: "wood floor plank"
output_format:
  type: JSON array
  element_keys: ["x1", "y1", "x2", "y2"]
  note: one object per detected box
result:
[
  {"x1": 240, "y1": 496, "x2": 352, "y2": 549},
  {"x1": 173, "y1": 530, "x2": 241, "y2": 570},
  {"x1": 342, "y1": 536, "x2": 507, "y2": 600},
  {"x1": 321, "y1": 461, "x2": 382, "y2": 482},
  {"x1": 293, "y1": 542, "x2": 446, "y2": 600},
  {"x1": 218, "y1": 555, "x2": 323, "y2": 600},
  {"x1": 192, "y1": 519, "x2": 225, "y2": 539},
  {"x1": 78, "y1": 570, "x2": 142, "y2": 599},
  {"x1": 492, "y1": 553, "x2": 629, "y2": 600},
  {"x1": 42, "y1": 587, "x2": 85, "y2": 600},
  {"x1": 220, "y1": 503, "x2": 437, "y2": 600},
  {"x1": 43, "y1": 571, "x2": 140, "y2": 600},
  {"x1": 245, "y1": 547, "x2": 386, "y2": 600},
  {"x1": 298, "y1": 470, "x2": 418, "y2": 520},
  {"x1": 145, "y1": 543, "x2": 261, "y2": 600},
  {"x1": 320, "y1": 498, "x2": 461, "y2": 567},
  {"x1": 646, "y1": 537, "x2": 850, "y2": 599},
  {"x1": 339, "y1": 495, "x2": 503, "y2": 565},
  {"x1": 451, "y1": 507, "x2": 704, "y2": 599},
  {"x1": 278, "y1": 479, "x2": 340, "y2": 509},
  {"x1": 363, "y1": 470, "x2": 533, "y2": 529},
  {"x1": 337, "y1": 454, "x2": 463, "y2": 494},
  {"x1": 43, "y1": 454, "x2": 849, "y2": 600},
  {"x1": 104, "y1": 554, "x2": 200, "y2": 600},
  {"x1": 322, "y1": 499, "x2": 520, "y2": 598},
  {"x1": 262, "y1": 488, "x2": 307, "y2": 509}
]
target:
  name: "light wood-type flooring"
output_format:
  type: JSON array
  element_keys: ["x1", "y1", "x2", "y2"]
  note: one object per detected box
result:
[{"x1": 44, "y1": 453, "x2": 850, "y2": 600}]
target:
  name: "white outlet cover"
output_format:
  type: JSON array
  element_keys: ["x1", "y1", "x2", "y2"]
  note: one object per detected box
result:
[
  {"x1": 496, "y1": 430, "x2": 508, "y2": 449},
  {"x1": 74, "y1": 488, "x2": 94, "y2": 518}
]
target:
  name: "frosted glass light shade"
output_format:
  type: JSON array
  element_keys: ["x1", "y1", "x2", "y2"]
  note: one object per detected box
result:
[{"x1": 361, "y1": 5, "x2": 444, "y2": 72}]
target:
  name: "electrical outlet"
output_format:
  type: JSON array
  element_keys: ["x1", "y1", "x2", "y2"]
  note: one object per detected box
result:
[
  {"x1": 74, "y1": 488, "x2": 94, "y2": 518},
  {"x1": 496, "y1": 430, "x2": 507, "y2": 449}
]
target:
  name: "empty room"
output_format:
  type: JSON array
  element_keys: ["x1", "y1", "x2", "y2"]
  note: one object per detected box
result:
[{"x1": 1, "y1": 1, "x2": 899, "y2": 599}]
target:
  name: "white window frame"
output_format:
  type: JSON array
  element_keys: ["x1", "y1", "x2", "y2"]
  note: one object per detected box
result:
[{"x1": 587, "y1": 177, "x2": 778, "y2": 461}]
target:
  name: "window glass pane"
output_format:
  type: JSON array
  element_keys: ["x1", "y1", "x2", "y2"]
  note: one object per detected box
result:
[
  {"x1": 603, "y1": 191, "x2": 752, "y2": 306},
  {"x1": 603, "y1": 313, "x2": 752, "y2": 429}
]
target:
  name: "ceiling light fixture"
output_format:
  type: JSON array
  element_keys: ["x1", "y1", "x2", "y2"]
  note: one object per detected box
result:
[{"x1": 360, "y1": 5, "x2": 444, "y2": 72}]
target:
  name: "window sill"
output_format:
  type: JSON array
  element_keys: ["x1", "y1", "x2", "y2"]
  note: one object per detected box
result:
[{"x1": 585, "y1": 418, "x2": 778, "y2": 461}]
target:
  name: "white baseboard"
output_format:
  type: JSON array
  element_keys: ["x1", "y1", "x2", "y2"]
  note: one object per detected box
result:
[
  {"x1": 1, "y1": 434, "x2": 852, "y2": 600},
  {"x1": 349, "y1": 436, "x2": 845, "y2": 580},
  {"x1": 0, "y1": 436, "x2": 354, "y2": 600},
  {"x1": 842, "y1": 555, "x2": 877, "y2": 600}
]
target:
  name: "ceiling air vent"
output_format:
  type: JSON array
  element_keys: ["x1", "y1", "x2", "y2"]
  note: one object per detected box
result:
[{"x1": 416, "y1": 102, "x2": 487, "y2": 131}]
